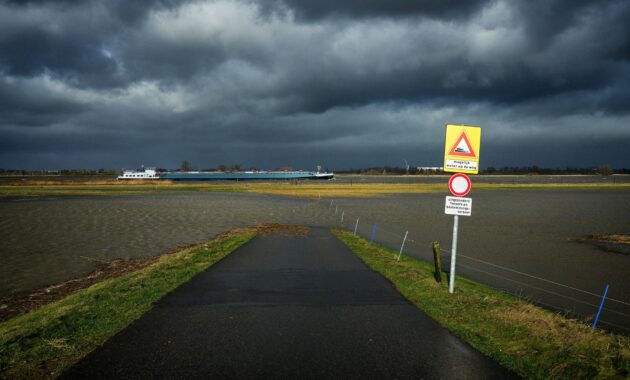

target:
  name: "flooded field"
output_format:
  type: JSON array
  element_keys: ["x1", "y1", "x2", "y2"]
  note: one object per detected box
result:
[
  {"x1": 335, "y1": 190, "x2": 630, "y2": 333},
  {"x1": 1, "y1": 189, "x2": 629, "y2": 332},
  {"x1": 336, "y1": 174, "x2": 630, "y2": 184},
  {"x1": 0, "y1": 193, "x2": 331, "y2": 296}
]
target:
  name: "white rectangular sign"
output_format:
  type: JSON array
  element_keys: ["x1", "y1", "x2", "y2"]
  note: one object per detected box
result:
[
  {"x1": 445, "y1": 196, "x2": 472, "y2": 216},
  {"x1": 445, "y1": 159, "x2": 478, "y2": 173}
]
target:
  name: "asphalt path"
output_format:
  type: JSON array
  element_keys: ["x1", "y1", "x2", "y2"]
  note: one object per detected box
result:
[{"x1": 62, "y1": 227, "x2": 518, "y2": 379}]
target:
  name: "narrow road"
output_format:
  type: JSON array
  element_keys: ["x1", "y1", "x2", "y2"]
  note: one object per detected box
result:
[{"x1": 62, "y1": 227, "x2": 518, "y2": 379}]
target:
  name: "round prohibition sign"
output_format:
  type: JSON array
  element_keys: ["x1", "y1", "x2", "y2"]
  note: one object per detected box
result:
[{"x1": 448, "y1": 173, "x2": 472, "y2": 197}]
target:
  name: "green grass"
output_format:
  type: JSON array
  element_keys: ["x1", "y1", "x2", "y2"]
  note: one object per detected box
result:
[
  {"x1": 332, "y1": 229, "x2": 630, "y2": 380},
  {"x1": 0, "y1": 229, "x2": 256, "y2": 379}
]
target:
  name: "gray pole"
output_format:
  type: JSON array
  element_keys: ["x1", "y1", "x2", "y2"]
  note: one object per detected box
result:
[
  {"x1": 341, "y1": 211, "x2": 344, "y2": 224},
  {"x1": 354, "y1": 217, "x2": 359, "y2": 235},
  {"x1": 397, "y1": 231, "x2": 408, "y2": 261},
  {"x1": 449, "y1": 215, "x2": 459, "y2": 294}
]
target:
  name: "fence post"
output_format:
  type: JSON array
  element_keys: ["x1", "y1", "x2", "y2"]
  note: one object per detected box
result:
[
  {"x1": 370, "y1": 223, "x2": 377, "y2": 244},
  {"x1": 354, "y1": 217, "x2": 359, "y2": 236},
  {"x1": 432, "y1": 241, "x2": 442, "y2": 283},
  {"x1": 397, "y1": 231, "x2": 408, "y2": 261},
  {"x1": 593, "y1": 284, "x2": 610, "y2": 329}
]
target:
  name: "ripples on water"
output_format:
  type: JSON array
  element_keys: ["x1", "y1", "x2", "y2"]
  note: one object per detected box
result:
[
  {"x1": 1, "y1": 189, "x2": 629, "y2": 332},
  {"x1": 332, "y1": 174, "x2": 630, "y2": 184},
  {"x1": 0, "y1": 193, "x2": 335, "y2": 296}
]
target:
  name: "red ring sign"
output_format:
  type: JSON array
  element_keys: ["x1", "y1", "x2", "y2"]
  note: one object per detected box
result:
[{"x1": 448, "y1": 173, "x2": 471, "y2": 197}]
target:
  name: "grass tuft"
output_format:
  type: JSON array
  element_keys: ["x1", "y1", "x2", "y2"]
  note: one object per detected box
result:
[{"x1": 332, "y1": 229, "x2": 630, "y2": 380}]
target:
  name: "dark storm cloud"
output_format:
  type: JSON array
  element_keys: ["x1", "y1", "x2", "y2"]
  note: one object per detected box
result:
[
  {"x1": 3, "y1": 0, "x2": 186, "y2": 23},
  {"x1": 0, "y1": 29, "x2": 119, "y2": 88},
  {"x1": 0, "y1": 0, "x2": 194, "y2": 88},
  {"x1": 0, "y1": 2, "x2": 119, "y2": 89},
  {"x1": 513, "y1": 0, "x2": 607, "y2": 48},
  {"x1": 259, "y1": 0, "x2": 489, "y2": 21},
  {"x1": 0, "y1": 0, "x2": 629, "y2": 170},
  {"x1": 0, "y1": 76, "x2": 90, "y2": 126},
  {"x1": 119, "y1": 33, "x2": 230, "y2": 85}
]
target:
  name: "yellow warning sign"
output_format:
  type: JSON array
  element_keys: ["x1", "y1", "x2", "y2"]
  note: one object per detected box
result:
[{"x1": 443, "y1": 124, "x2": 481, "y2": 174}]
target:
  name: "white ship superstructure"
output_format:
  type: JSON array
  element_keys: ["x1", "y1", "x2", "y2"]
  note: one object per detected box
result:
[{"x1": 117, "y1": 166, "x2": 160, "y2": 180}]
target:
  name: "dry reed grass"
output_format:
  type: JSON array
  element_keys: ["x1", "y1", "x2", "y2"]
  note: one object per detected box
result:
[
  {"x1": 5, "y1": 179, "x2": 174, "y2": 186},
  {"x1": 492, "y1": 303, "x2": 630, "y2": 378},
  {"x1": 590, "y1": 234, "x2": 630, "y2": 244},
  {"x1": 2, "y1": 180, "x2": 629, "y2": 198}
]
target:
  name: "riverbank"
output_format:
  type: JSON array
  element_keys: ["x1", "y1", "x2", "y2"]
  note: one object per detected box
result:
[
  {"x1": 333, "y1": 229, "x2": 630, "y2": 379},
  {"x1": 0, "y1": 227, "x2": 257, "y2": 379}
]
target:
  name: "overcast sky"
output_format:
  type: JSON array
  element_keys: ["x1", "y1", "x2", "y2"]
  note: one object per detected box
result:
[{"x1": 1, "y1": 0, "x2": 629, "y2": 170}]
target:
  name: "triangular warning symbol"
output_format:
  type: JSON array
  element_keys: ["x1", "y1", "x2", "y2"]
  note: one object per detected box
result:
[{"x1": 448, "y1": 131, "x2": 477, "y2": 158}]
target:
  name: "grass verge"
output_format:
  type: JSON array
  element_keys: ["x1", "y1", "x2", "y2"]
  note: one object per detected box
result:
[
  {"x1": 0, "y1": 228, "x2": 256, "y2": 379},
  {"x1": 332, "y1": 229, "x2": 630, "y2": 380}
]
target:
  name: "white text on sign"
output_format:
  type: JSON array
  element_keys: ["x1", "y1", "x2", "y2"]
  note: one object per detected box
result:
[{"x1": 445, "y1": 196, "x2": 472, "y2": 216}]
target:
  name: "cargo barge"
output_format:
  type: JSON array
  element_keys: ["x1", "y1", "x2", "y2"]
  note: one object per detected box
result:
[{"x1": 118, "y1": 166, "x2": 334, "y2": 181}]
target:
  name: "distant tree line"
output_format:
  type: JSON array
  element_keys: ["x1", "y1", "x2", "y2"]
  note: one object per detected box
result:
[
  {"x1": 339, "y1": 167, "x2": 426, "y2": 175},
  {"x1": 0, "y1": 168, "x2": 117, "y2": 176},
  {"x1": 482, "y1": 165, "x2": 623, "y2": 175},
  {"x1": 337, "y1": 165, "x2": 628, "y2": 176},
  {"x1": 178, "y1": 161, "x2": 295, "y2": 172},
  {"x1": 1, "y1": 164, "x2": 627, "y2": 176}
]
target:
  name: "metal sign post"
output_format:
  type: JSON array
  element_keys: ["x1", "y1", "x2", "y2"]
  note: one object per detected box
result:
[
  {"x1": 449, "y1": 216, "x2": 459, "y2": 293},
  {"x1": 444, "y1": 169, "x2": 474, "y2": 293},
  {"x1": 443, "y1": 124, "x2": 481, "y2": 294},
  {"x1": 445, "y1": 178, "x2": 471, "y2": 294}
]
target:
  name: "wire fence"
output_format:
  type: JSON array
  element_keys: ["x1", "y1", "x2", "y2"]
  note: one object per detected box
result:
[{"x1": 280, "y1": 195, "x2": 630, "y2": 334}]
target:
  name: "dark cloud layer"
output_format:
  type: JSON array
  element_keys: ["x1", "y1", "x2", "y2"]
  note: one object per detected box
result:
[
  {"x1": 0, "y1": 0, "x2": 629, "y2": 170},
  {"x1": 262, "y1": 0, "x2": 489, "y2": 21}
]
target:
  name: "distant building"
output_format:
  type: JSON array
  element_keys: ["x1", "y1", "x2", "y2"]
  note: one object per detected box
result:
[{"x1": 417, "y1": 166, "x2": 443, "y2": 173}]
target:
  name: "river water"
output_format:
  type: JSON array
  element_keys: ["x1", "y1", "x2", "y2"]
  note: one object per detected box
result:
[
  {"x1": 0, "y1": 193, "x2": 331, "y2": 296},
  {"x1": 333, "y1": 190, "x2": 630, "y2": 333},
  {"x1": 333, "y1": 174, "x2": 630, "y2": 184},
  {"x1": 1, "y1": 188, "x2": 629, "y2": 332}
]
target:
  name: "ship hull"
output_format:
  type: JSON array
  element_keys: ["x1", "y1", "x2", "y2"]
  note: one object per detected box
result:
[{"x1": 160, "y1": 171, "x2": 334, "y2": 181}]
